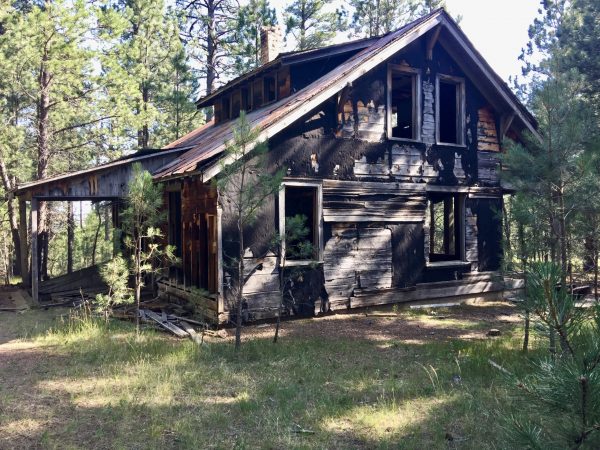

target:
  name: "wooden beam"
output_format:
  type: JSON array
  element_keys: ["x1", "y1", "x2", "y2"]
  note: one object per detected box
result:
[
  {"x1": 216, "y1": 205, "x2": 224, "y2": 315},
  {"x1": 18, "y1": 199, "x2": 29, "y2": 286},
  {"x1": 426, "y1": 25, "x2": 442, "y2": 60},
  {"x1": 30, "y1": 198, "x2": 39, "y2": 304},
  {"x1": 500, "y1": 112, "x2": 515, "y2": 142}
]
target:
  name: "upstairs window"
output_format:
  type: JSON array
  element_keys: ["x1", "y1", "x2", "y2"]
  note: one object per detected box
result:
[
  {"x1": 221, "y1": 96, "x2": 231, "y2": 121},
  {"x1": 241, "y1": 87, "x2": 251, "y2": 112},
  {"x1": 252, "y1": 78, "x2": 263, "y2": 108},
  {"x1": 387, "y1": 65, "x2": 420, "y2": 141},
  {"x1": 428, "y1": 193, "x2": 463, "y2": 262},
  {"x1": 231, "y1": 90, "x2": 241, "y2": 119},
  {"x1": 436, "y1": 75, "x2": 465, "y2": 145},
  {"x1": 264, "y1": 73, "x2": 277, "y2": 104}
]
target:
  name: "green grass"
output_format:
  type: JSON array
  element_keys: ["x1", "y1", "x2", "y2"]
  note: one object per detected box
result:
[{"x1": 0, "y1": 306, "x2": 552, "y2": 449}]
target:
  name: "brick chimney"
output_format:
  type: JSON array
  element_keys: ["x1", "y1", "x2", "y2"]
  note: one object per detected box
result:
[{"x1": 260, "y1": 26, "x2": 281, "y2": 65}]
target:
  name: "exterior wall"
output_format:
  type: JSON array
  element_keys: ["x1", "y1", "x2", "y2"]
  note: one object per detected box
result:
[{"x1": 219, "y1": 39, "x2": 506, "y2": 322}]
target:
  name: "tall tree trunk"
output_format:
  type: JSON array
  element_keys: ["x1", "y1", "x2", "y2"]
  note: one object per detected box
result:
[
  {"x1": 67, "y1": 201, "x2": 74, "y2": 273},
  {"x1": 138, "y1": 84, "x2": 150, "y2": 148},
  {"x1": 37, "y1": 55, "x2": 51, "y2": 281},
  {"x1": 518, "y1": 221, "x2": 529, "y2": 352},
  {"x1": 235, "y1": 216, "x2": 244, "y2": 351},
  {"x1": 205, "y1": 0, "x2": 216, "y2": 121},
  {"x1": 91, "y1": 203, "x2": 102, "y2": 266},
  {"x1": 0, "y1": 158, "x2": 21, "y2": 276}
]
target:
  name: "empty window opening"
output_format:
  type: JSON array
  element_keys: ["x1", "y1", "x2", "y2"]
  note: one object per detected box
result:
[
  {"x1": 282, "y1": 185, "x2": 320, "y2": 261},
  {"x1": 221, "y1": 96, "x2": 231, "y2": 121},
  {"x1": 168, "y1": 191, "x2": 182, "y2": 283},
  {"x1": 264, "y1": 74, "x2": 277, "y2": 103},
  {"x1": 438, "y1": 77, "x2": 464, "y2": 145},
  {"x1": 252, "y1": 78, "x2": 263, "y2": 108},
  {"x1": 231, "y1": 90, "x2": 241, "y2": 119},
  {"x1": 429, "y1": 193, "x2": 462, "y2": 261},
  {"x1": 241, "y1": 87, "x2": 251, "y2": 112},
  {"x1": 390, "y1": 72, "x2": 415, "y2": 139}
]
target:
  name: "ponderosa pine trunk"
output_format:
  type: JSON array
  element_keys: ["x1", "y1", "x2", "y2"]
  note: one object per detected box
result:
[
  {"x1": 37, "y1": 46, "x2": 51, "y2": 281},
  {"x1": 235, "y1": 216, "x2": 244, "y2": 350},
  {"x1": 205, "y1": 0, "x2": 216, "y2": 120},
  {"x1": 0, "y1": 158, "x2": 21, "y2": 277},
  {"x1": 67, "y1": 201, "x2": 74, "y2": 274}
]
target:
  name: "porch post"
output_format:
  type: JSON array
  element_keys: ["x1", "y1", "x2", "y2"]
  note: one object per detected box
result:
[
  {"x1": 18, "y1": 199, "x2": 29, "y2": 286},
  {"x1": 30, "y1": 197, "x2": 39, "y2": 304}
]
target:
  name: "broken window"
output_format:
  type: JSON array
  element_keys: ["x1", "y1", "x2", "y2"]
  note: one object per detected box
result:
[
  {"x1": 428, "y1": 193, "x2": 463, "y2": 261},
  {"x1": 388, "y1": 65, "x2": 419, "y2": 140},
  {"x1": 437, "y1": 76, "x2": 465, "y2": 145},
  {"x1": 280, "y1": 183, "x2": 322, "y2": 262},
  {"x1": 252, "y1": 78, "x2": 263, "y2": 108},
  {"x1": 264, "y1": 73, "x2": 277, "y2": 103}
]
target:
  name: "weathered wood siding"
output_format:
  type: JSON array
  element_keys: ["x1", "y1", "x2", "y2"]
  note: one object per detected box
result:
[{"x1": 217, "y1": 36, "x2": 507, "y2": 321}]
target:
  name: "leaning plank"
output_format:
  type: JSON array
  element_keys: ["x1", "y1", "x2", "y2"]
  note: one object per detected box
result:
[
  {"x1": 144, "y1": 310, "x2": 188, "y2": 338},
  {"x1": 179, "y1": 320, "x2": 204, "y2": 345}
]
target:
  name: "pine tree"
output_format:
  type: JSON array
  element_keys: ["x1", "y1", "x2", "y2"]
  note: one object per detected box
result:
[
  {"x1": 100, "y1": 0, "x2": 197, "y2": 149},
  {"x1": 216, "y1": 112, "x2": 284, "y2": 350},
  {"x1": 176, "y1": 0, "x2": 236, "y2": 102},
  {"x1": 348, "y1": 0, "x2": 417, "y2": 38},
  {"x1": 0, "y1": 0, "x2": 109, "y2": 279},
  {"x1": 230, "y1": 0, "x2": 277, "y2": 75},
  {"x1": 284, "y1": 0, "x2": 345, "y2": 51}
]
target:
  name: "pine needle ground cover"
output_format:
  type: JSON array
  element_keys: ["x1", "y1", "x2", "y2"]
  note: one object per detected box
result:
[{"x1": 0, "y1": 303, "x2": 552, "y2": 449}]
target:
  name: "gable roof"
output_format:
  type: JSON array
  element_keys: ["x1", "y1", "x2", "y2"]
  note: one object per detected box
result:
[{"x1": 155, "y1": 8, "x2": 538, "y2": 182}]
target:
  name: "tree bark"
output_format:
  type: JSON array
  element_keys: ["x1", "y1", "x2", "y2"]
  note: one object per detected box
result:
[
  {"x1": 67, "y1": 202, "x2": 74, "y2": 273},
  {"x1": 204, "y1": 0, "x2": 217, "y2": 121},
  {"x1": 37, "y1": 39, "x2": 51, "y2": 281},
  {"x1": 0, "y1": 158, "x2": 21, "y2": 276}
]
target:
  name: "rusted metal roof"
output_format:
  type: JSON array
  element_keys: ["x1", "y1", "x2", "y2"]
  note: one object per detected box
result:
[
  {"x1": 15, "y1": 146, "x2": 189, "y2": 196},
  {"x1": 195, "y1": 35, "x2": 381, "y2": 108},
  {"x1": 155, "y1": 9, "x2": 446, "y2": 180}
]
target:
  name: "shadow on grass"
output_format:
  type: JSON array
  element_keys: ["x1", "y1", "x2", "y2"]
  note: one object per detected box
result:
[{"x1": 0, "y1": 306, "x2": 553, "y2": 450}]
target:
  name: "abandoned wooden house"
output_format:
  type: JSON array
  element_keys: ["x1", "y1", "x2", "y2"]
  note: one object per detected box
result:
[{"x1": 14, "y1": 9, "x2": 534, "y2": 323}]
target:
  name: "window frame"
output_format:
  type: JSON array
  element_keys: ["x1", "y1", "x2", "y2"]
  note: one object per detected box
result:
[
  {"x1": 387, "y1": 64, "x2": 421, "y2": 142},
  {"x1": 426, "y1": 192, "x2": 466, "y2": 263},
  {"x1": 278, "y1": 180, "x2": 324, "y2": 266},
  {"x1": 263, "y1": 72, "x2": 278, "y2": 105},
  {"x1": 435, "y1": 74, "x2": 466, "y2": 146}
]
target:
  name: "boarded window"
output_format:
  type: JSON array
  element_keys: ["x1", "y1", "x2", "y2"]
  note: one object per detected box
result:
[
  {"x1": 389, "y1": 70, "x2": 417, "y2": 139},
  {"x1": 264, "y1": 73, "x2": 277, "y2": 103},
  {"x1": 281, "y1": 184, "x2": 321, "y2": 261},
  {"x1": 437, "y1": 77, "x2": 464, "y2": 145},
  {"x1": 428, "y1": 193, "x2": 462, "y2": 261}
]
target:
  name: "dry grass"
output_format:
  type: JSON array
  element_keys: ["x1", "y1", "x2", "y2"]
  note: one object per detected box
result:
[{"x1": 0, "y1": 302, "x2": 549, "y2": 449}]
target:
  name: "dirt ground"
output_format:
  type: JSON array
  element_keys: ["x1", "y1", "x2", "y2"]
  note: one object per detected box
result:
[
  {"x1": 0, "y1": 285, "x2": 520, "y2": 344},
  {"x1": 235, "y1": 301, "x2": 520, "y2": 344}
]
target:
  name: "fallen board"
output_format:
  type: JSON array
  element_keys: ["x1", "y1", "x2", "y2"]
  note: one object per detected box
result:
[{"x1": 144, "y1": 310, "x2": 188, "y2": 338}]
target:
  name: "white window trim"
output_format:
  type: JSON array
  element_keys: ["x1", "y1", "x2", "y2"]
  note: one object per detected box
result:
[
  {"x1": 278, "y1": 180, "x2": 324, "y2": 266},
  {"x1": 387, "y1": 64, "x2": 422, "y2": 142},
  {"x1": 435, "y1": 74, "x2": 466, "y2": 147}
]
